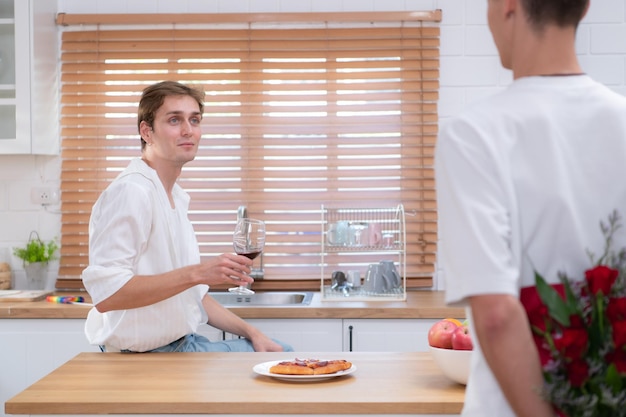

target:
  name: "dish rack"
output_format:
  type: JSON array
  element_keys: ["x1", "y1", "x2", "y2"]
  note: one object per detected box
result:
[{"x1": 321, "y1": 204, "x2": 406, "y2": 301}]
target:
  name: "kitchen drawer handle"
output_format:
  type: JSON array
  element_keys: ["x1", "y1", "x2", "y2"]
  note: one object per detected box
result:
[{"x1": 348, "y1": 325, "x2": 353, "y2": 352}]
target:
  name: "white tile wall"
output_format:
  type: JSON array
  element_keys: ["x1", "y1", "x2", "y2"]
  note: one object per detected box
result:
[
  {"x1": 311, "y1": 0, "x2": 343, "y2": 12},
  {"x1": 0, "y1": 155, "x2": 61, "y2": 288},
  {"x1": 1, "y1": 0, "x2": 624, "y2": 289},
  {"x1": 591, "y1": 25, "x2": 626, "y2": 54},
  {"x1": 584, "y1": 0, "x2": 625, "y2": 23}
]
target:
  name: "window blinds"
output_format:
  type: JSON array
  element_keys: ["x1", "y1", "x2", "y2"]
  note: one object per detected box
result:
[{"x1": 57, "y1": 12, "x2": 440, "y2": 290}]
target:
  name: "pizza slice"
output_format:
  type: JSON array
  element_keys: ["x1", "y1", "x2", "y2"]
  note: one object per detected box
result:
[{"x1": 269, "y1": 358, "x2": 352, "y2": 375}]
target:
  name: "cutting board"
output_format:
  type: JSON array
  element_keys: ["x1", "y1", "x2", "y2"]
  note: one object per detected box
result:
[{"x1": 0, "y1": 290, "x2": 53, "y2": 302}]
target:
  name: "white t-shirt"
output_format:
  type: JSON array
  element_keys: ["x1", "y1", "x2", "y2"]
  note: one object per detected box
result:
[
  {"x1": 436, "y1": 75, "x2": 626, "y2": 416},
  {"x1": 82, "y1": 158, "x2": 208, "y2": 352}
]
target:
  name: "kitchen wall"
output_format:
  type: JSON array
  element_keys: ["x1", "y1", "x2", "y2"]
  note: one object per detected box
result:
[{"x1": 0, "y1": 0, "x2": 624, "y2": 288}]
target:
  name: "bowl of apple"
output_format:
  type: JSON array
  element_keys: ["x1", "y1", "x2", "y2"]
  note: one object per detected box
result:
[{"x1": 428, "y1": 318, "x2": 473, "y2": 385}]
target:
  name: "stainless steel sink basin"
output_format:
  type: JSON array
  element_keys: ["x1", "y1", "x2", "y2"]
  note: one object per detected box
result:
[{"x1": 209, "y1": 291, "x2": 314, "y2": 306}]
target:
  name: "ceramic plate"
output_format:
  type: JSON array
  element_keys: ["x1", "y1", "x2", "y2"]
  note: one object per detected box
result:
[{"x1": 253, "y1": 359, "x2": 356, "y2": 382}]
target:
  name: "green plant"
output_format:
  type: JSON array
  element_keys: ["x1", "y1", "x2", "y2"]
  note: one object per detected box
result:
[{"x1": 13, "y1": 232, "x2": 59, "y2": 264}]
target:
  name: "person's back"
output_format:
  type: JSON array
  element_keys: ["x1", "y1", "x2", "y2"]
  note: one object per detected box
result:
[
  {"x1": 436, "y1": 0, "x2": 626, "y2": 416},
  {"x1": 438, "y1": 71, "x2": 626, "y2": 417}
]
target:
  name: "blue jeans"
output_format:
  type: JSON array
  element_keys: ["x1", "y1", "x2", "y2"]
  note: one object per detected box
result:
[{"x1": 102, "y1": 333, "x2": 294, "y2": 353}]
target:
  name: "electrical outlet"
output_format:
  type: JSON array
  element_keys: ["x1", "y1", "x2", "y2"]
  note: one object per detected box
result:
[{"x1": 31, "y1": 187, "x2": 60, "y2": 205}]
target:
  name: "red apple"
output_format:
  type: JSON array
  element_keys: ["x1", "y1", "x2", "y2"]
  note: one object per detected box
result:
[
  {"x1": 428, "y1": 319, "x2": 459, "y2": 349},
  {"x1": 451, "y1": 325, "x2": 473, "y2": 350}
]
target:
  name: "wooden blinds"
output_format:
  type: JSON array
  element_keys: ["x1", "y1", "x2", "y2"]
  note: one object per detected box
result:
[{"x1": 57, "y1": 12, "x2": 440, "y2": 290}]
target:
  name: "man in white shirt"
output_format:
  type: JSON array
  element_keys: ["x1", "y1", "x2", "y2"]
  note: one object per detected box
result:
[
  {"x1": 436, "y1": 0, "x2": 626, "y2": 416},
  {"x1": 82, "y1": 81, "x2": 292, "y2": 353}
]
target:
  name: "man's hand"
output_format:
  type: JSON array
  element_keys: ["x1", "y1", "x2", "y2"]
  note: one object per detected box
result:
[
  {"x1": 191, "y1": 253, "x2": 254, "y2": 287},
  {"x1": 249, "y1": 332, "x2": 286, "y2": 352}
]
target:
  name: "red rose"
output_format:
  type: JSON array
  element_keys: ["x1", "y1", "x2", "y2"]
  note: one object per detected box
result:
[
  {"x1": 555, "y1": 409, "x2": 568, "y2": 417},
  {"x1": 611, "y1": 320, "x2": 626, "y2": 349},
  {"x1": 607, "y1": 297, "x2": 626, "y2": 321},
  {"x1": 615, "y1": 358, "x2": 626, "y2": 374},
  {"x1": 528, "y1": 306, "x2": 549, "y2": 332},
  {"x1": 553, "y1": 328, "x2": 588, "y2": 360},
  {"x1": 585, "y1": 265, "x2": 618, "y2": 295},
  {"x1": 521, "y1": 283, "x2": 565, "y2": 332},
  {"x1": 607, "y1": 350, "x2": 626, "y2": 374},
  {"x1": 533, "y1": 335, "x2": 553, "y2": 367},
  {"x1": 569, "y1": 314, "x2": 585, "y2": 328},
  {"x1": 566, "y1": 359, "x2": 589, "y2": 387}
]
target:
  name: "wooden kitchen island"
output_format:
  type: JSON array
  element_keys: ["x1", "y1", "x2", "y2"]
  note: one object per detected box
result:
[{"x1": 5, "y1": 351, "x2": 464, "y2": 416}]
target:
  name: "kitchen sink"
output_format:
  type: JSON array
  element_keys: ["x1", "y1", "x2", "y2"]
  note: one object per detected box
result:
[{"x1": 209, "y1": 291, "x2": 314, "y2": 306}]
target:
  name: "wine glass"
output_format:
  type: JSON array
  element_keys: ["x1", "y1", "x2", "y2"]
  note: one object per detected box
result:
[{"x1": 229, "y1": 218, "x2": 265, "y2": 295}]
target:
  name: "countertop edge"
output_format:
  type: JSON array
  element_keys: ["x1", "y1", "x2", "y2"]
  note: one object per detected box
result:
[{"x1": 0, "y1": 291, "x2": 465, "y2": 320}]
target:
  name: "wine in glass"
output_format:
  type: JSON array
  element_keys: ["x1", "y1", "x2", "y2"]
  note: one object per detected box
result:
[{"x1": 229, "y1": 218, "x2": 265, "y2": 295}]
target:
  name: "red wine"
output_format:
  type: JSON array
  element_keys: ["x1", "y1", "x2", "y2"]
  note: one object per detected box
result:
[{"x1": 238, "y1": 250, "x2": 262, "y2": 260}]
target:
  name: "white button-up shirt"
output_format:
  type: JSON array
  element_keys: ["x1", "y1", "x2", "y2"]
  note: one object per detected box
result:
[
  {"x1": 436, "y1": 75, "x2": 626, "y2": 417},
  {"x1": 82, "y1": 158, "x2": 208, "y2": 352}
]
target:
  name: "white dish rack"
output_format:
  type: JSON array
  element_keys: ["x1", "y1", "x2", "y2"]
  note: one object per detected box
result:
[{"x1": 320, "y1": 204, "x2": 406, "y2": 301}]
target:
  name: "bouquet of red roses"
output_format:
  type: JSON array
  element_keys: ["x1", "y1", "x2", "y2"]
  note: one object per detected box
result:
[{"x1": 521, "y1": 211, "x2": 626, "y2": 417}]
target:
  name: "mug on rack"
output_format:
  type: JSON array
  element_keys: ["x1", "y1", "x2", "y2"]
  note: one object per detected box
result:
[
  {"x1": 368, "y1": 222, "x2": 382, "y2": 246},
  {"x1": 379, "y1": 260, "x2": 400, "y2": 290},
  {"x1": 348, "y1": 222, "x2": 369, "y2": 247},
  {"x1": 346, "y1": 269, "x2": 361, "y2": 288},
  {"x1": 363, "y1": 263, "x2": 384, "y2": 293},
  {"x1": 327, "y1": 221, "x2": 349, "y2": 246},
  {"x1": 382, "y1": 233, "x2": 395, "y2": 248}
]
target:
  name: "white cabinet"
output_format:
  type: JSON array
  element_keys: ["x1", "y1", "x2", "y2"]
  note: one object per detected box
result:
[
  {"x1": 196, "y1": 323, "x2": 227, "y2": 342},
  {"x1": 344, "y1": 319, "x2": 438, "y2": 352},
  {"x1": 0, "y1": 319, "x2": 100, "y2": 417},
  {"x1": 226, "y1": 318, "x2": 436, "y2": 353},
  {"x1": 0, "y1": 0, "x2": 58, "y2": 154},
  {"x1": 235, "y1": 318, "x2": 344, "y2": 352}
]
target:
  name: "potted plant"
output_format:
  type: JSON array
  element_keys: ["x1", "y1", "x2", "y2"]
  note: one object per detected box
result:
[{"x1": 13, "y1": 231, "x2": 59, "y2": 290}]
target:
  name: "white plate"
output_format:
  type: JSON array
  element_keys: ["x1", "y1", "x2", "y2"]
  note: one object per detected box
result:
[{"x1": 253, "y1": 359, "x2": 356, "y2": 382}]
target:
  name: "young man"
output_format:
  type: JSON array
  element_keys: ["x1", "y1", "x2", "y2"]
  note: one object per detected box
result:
[
  {"x1": 436, "y1": 1, "x2": 626, "y2": 416},
  {"x1": 82, "y1": 81, "x2": 292, "y2": 353}
]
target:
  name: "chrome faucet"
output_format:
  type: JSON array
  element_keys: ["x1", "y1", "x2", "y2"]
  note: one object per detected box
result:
[{"x1": 237, "y1": 205, "x2": 264, "y2": 280}]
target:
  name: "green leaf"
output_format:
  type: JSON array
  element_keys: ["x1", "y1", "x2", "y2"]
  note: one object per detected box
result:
[
  {"x1": 12, "y1": 234, "x2": 59, "y2": 263},
  {"x1": 535, "y1": 271, "x2": 571, "y2": 327},
  {"x1": 605, "y1": 363, "x2": 622, "y2": 392},
  {"x1": 562, "y1": 275, "x2": 579, "y2": 308}
]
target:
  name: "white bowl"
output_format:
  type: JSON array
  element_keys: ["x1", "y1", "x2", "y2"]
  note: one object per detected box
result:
[{"x1": 429, "y1": 346, "x2": 472, "y2": 385}]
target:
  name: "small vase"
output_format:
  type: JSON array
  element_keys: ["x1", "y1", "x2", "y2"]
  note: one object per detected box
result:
[{"x1": 24, "y1": 262, "x2": 48, "y2": 290}]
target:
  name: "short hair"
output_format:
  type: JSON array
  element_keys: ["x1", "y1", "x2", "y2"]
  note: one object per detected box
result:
[
  {"x1": 137, "y1": 81, "x2": 205, "y2": 150},
  {"x1": 520, "y1": 0, "x2": 589, "y2": 30}
]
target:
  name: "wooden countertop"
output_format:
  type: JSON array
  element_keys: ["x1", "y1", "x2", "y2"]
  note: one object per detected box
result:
[
  {"x1": 5, "y1": 351, "x2": 465, "y2": 415},
  {"x1": 0, "y1": 291, "x2": 464, "y2": 320}
]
